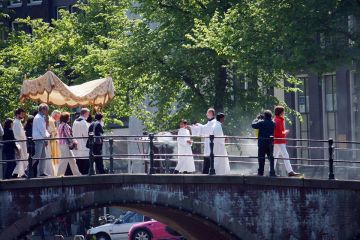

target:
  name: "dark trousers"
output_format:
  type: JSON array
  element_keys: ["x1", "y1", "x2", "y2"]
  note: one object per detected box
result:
[
  {"x1": 76, "y1": 158, "x2": 89, "y2": 175},
  {"x1": 202, "y1": 157, "x2": 210, "y2": 174},
  {"x1": 93, "y1": 144, "x2": 105, "y2": 174},
  {"x1": 3, "y1": 152, "x2": 16, "y2": 179},
  {"x1": 258, "y1": 144, "x2": 275, "y2": 176}
]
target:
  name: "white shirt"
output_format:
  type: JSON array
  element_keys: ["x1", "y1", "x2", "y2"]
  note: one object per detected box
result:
[
  {"x1": 213, "y1": 121, "x2": 230, "y2": 175},
  {"x1": 72, "y1": 116, "x2": 89, "y2": 154},
  {"x1": 191, "y1": 118, "x2": 216, "y2": 156},
  {"x1": 0, "y1": 123, "x2": 3, "y2": 137},
  {"x1": 32, "y1": 113, "x2": 50, "y2": 140},
  {"x1": 13, "y1": 119, "x2": 27, "y2": 141}
]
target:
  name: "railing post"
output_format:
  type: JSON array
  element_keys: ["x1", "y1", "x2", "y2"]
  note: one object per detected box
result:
[
  {"x1": 88, "y1": 133, "x2": 95, "y2": 176},
  {"x1": 148, "y1": 134, "x2": 155, "y2": 174},
  {"x1": 269, "y1": 136, "x2": 276, "y2": 177},
  {"x1": 164, "y1": 144, "x2": 170, "y2": 174},
  {"x1": 109, "y1": 138, "x2": 114, "y2": 174},
  {"x1": 328, "y1": 138, "x2": 335, "y2": 180},
  {"x1": 208, "y1": 135, "x2": 216, "y2": 175},
  {"x1": 27, "y1": 137, "x2": 34, "y2": 179}
]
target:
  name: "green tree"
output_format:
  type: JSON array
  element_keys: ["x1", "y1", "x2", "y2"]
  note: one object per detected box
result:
[{"x1": 0, "y1": 0, "x2": 359, "y2": 134}]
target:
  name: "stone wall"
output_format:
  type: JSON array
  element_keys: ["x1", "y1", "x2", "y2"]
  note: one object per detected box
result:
[{"x1": 0, "y1": 175, "x2": 360, "y2": 240}]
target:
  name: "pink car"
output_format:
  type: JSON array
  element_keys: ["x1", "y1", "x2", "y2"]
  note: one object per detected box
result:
[{"x1": 128, "y1": 220, "x2": 184, "y2": 240}]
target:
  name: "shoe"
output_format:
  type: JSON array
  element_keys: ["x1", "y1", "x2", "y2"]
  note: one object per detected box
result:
[
  {"x1": 257, "y1": 173, "x2": 264, "y2": 176},
  {"x1": 269, "y1": 173, "x2": 279, "y2": 177},
  {"x1": 288, "y1": 171, "x2": 301, "y2": 177},
  {"x1": 39, "y1": 174, "x2": 48, "y2": 177}
]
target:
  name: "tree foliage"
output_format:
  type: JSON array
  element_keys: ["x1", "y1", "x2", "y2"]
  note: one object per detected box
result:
[{"x1": 0, "y1": 0, "x2": 359, "y2": 134}]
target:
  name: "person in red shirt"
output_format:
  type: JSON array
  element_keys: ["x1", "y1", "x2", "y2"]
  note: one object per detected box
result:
[{"x1": 273, "y1": 106, "x2": 301, "y2": 177}]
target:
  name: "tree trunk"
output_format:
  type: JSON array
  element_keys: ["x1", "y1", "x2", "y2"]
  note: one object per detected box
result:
[{"x1": 213, "y1": 60, "x2": 227, "y2": 112}]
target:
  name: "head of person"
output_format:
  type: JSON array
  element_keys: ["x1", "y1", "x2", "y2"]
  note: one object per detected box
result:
[
  {"x1": 51, "y1": 110, "x2": 61, "y2": 122},
  {"x1": 206, "y1": 108, "x2": 215, "y2": 120},
  {"x1": 263, "y1": 110, "x2": 272, "y2": 119},
  {"x1": 25, "y1": 115, "x2": 34, "y2": 127},
  {"x1": 38, "y1": 103, "x2": 49, "y2": 116},
  {"x1": 216, "y1": 113, "x2": 225, "y2": 123},
  {"x1": 60, "y1": 112, "x2": 71, "y2": 124},
  {"x1": 179, "y1": 119, "x2": 188, "y2": 128},
  {"x1": 95, "y1": 112, "x2": 103, "y2": 122},
  {"x1": 274, "y1": 106, "x2": 285, "y2": 117},
  {"x1": 3, "y1": 118, "x2": 13, "y2": 129},
  {"x1": 86, "y1": 114, "x2": 93, "y2": 123},
  {"x1": 14, "y1": 108, "x2": 26, "y2": 120},
  {"x1": 80, "y1": 108, "x2": 90, "y2": 119}
]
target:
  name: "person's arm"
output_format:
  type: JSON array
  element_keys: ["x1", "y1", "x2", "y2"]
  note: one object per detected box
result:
[
  {"x1": 97, "y1": 123, "x2": 104, "y2": 135},
  {"x1": 12, "y1": 122, "x2": 21, "y2": 140},
  {"x1": 0, "y1": 123, "x2": 4, "y2": 137},
  {"x1": 38, "y1": 117, "x2": 50, "y2": 139},
  {"x1": 251, "y1": 119, "x2": 262, "y2": 129}
]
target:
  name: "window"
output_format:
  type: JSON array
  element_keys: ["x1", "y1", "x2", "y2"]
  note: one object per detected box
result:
[
  {"x1": 27, "y1": 0, "x2": 42, "y2": 6},
  {"x1": 9, "y1": 0, "x2": 22, "y2": 7},
  {"x1": 324, "y1": 74, "x2": 337, "y2": 140},
  {"x1": 296, "y1": 76, "x2": 310, "y2": 159},
  {"x1": 122, "y1": 212, "x2": 143, "y2": 223},
  {"x1": 70, "y1": 5, "x2": 79, "y2": 13},
  {"x1": 57, "y1": 6, "x2": 68, "y2": 19},
  {"x1": 11, "y1": 21, "x2": 25, "y2": 31}
]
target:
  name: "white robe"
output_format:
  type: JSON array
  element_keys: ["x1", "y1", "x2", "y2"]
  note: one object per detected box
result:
[
  {"x1": 213, "y1": 121, "x2": 230, "y2": 175},
  {"x1": 190, "y1": 118, "x2": 216, "y2": 156},
  {"x1": 175, "y1": 128, "x2": 195, "y2": 173},
  {"x1": 12, "y1": 119, "x2": 28, "y2": 176},
  {"x1": 72, "y1": 117, "x2": 90, "y2": 159}
]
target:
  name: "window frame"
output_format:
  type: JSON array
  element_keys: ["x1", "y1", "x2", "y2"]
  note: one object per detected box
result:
[
  {"x1": 27, "y1": 0, "x2": 42, "y2": 6},
  {"x1": 8, "y1": 0, "x2": 23, "y2": 8}
]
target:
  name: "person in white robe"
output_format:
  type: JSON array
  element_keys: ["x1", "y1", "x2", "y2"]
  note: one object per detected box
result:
[
  {"x1": 190, "y1": 108, "x2": 217, "y2": 174},
  {"x1": 175, "y1": 119, "x2": 195, "y2": 173},
  {"x1": 213, "y1": 113, "x2": 230, "y2": 175},
  {"x1": 72, "y1": 108, "x2": 90, "y2": 174},
  {"x1": 12, "y1": 108, "x2": 28, "y2": 177}
]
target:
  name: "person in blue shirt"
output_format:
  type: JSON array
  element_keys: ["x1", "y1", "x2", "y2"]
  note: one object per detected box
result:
[{"x1": 251, "y1": 110, "x2": 276, "y2": 176}]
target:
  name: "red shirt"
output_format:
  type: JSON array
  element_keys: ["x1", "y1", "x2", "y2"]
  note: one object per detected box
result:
[{"x1": 274, "y1": 116, "x2": 287, "y2": 144}]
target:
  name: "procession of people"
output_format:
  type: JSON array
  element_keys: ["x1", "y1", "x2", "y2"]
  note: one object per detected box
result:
[
  {"x1": 0, "y1": 103, "x2": 105, "y2": 179},
  {"x1": 1, "y1": 102, "x2": 301, "y2": 178}
]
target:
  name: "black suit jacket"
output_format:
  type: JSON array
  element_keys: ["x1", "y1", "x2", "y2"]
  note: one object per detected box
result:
[{"x1": 88, "y1": 121, "x2": 104, "y2": 144}]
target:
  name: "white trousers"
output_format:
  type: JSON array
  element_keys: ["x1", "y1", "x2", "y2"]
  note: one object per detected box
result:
[
  {"x1": 273, "y1": 144, "x2": 294, "y2": 173},
  {"x1": 57, "y1": 144, "x2": 81, "y2": 176}
]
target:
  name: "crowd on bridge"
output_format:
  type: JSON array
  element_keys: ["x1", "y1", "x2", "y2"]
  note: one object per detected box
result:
[
  {"x1": 0, "y1": 104, "x2": 105, "y2": 178},
  {"x1": 176, "y1": 106, "x2": 301, "y2": 177},
  {"x1": 0, "y1": 103, "x2": 302, "y2": 179}
]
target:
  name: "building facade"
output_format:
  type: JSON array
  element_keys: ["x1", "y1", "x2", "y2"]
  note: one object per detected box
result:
[{"x1": 0, "y1": 0, "x2": 78, "y2": 38}]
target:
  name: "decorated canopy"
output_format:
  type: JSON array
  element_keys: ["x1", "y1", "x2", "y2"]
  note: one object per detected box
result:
[{"x1": 20, "y1": 71, "x2": 115, "y2": 107}]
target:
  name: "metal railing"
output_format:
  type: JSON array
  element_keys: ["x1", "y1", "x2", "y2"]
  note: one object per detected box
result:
[{"x1": 1, "y1": 133, "x2": 360, "y2": 180}]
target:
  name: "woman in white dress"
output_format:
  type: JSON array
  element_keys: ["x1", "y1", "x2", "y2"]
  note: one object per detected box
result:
[
  {"x1": 175, "y1": 119, "x2": 195, "y2": 173},
  {"x1": 213, "y1": 113, "x2": 230, "y2": 175}
]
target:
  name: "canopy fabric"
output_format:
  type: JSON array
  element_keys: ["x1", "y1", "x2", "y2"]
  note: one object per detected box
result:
[{"x1": 20, "y1": 71, "x2": 115, "y2": 107}]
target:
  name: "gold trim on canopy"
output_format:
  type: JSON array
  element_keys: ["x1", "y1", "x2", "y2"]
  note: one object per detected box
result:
[{"x1": 19, "y1": 71, "x2": 115, "y2": 107}]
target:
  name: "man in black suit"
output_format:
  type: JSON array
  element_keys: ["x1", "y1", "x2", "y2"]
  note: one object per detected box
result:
[
  {"x1": 251, "y1": 110, "x2": 276, "y2": 176},
  {"x1": 88, "y1": 113, "x2": 105, "y2": 174}
]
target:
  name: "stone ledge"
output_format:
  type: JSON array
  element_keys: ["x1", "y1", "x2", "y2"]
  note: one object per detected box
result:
[{"x1": 1, "y1": 174, "x2": 360, "y2": 190}]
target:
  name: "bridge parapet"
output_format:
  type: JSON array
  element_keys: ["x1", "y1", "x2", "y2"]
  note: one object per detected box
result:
[{"x1": 1, "y1": 175, "x2": 360, "y2": 239}]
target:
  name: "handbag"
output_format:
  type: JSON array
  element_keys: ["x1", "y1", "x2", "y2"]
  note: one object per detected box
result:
[{"x1": 86, "y1": 122, "x2": 101, "y2": 148}]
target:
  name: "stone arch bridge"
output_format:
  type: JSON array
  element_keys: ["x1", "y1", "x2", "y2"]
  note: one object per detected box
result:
[{"x1": 0, "y1": 175, "x2": 360, "y2": 240}]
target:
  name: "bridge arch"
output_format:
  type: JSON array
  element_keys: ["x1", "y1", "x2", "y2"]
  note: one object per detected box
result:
[{"x1": 1, "y1": 187, "x2": 254, "y2": 240}]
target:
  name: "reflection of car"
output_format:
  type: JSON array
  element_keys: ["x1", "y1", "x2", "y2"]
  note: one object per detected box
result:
[
  {"x1": 128, "y1": 220, "x2": 184, "y2": 240},
  {"x1": 87, "y1": 212, "x2": 151, "y2": 240}
]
